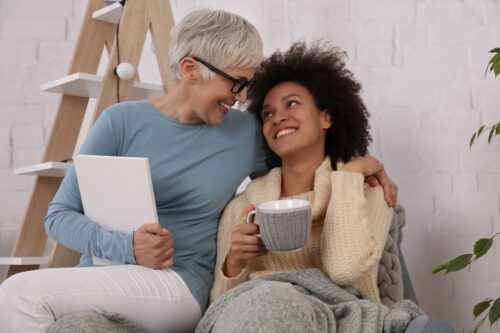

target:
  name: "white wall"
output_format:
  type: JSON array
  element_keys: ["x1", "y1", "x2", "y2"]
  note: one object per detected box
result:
[{"x1": 0, "y1": 0, "x2": 499, "y2": 331}]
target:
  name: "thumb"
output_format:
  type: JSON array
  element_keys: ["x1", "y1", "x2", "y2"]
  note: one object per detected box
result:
[
  {"x1": 139, "y1": 223, "x2": 169, "y2": 235},
  {"x1": 366, "y1": 175, "x2": 379, "y2": 187}
]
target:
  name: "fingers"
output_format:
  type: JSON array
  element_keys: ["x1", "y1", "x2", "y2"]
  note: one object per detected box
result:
[
  {"x1": 157, "y1": 248, "x2": 175, "y2": 269},
  {"x1": 133, "y1": 224, "x2": 175, "y2": 269},
  {"x1": 231, "y1": 243, "x2": 266, "y2": 254},
  {"x1": 375, "y1": 169, "x2": 398, "y2": 208},
  {"x1": 246, "y1": 203, "x2": 256, "y2": 213},
  {"x1": 138, "y1": 223, "x2": 170, "y2": 236},
  {"x1": 233, "y1": 223, "x2": 259, "y2": 236},
  {"x1": 227, "y1": 221, "x2": 267, "y2": 272}
]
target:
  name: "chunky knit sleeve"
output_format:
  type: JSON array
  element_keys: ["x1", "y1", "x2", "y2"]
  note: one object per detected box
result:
[
  {"x1": 210, "y1": 194, "x2": 252, "y2": 302},
  {"x1": 320, "y1": 171, "x2": 393, "y2": 286}
]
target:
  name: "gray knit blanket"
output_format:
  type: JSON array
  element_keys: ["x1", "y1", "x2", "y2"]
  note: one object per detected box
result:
[
  {"x1": 195, "y1": 269, "x2": 424, "y2": 333},
  {"x1": 47, "y1": 311, "x2": 146, "y2": 333},
  {"x1": 379, "y1": 205, "x2": 405, "y2": 306}
]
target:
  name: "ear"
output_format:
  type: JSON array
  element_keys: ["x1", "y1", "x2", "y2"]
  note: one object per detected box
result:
[
  {"x1": 179, "y1": 56, "x2": 198, "y2": 83},
  {"x1": 320, "y1": 110, "x2": 332, "y2": 130}
]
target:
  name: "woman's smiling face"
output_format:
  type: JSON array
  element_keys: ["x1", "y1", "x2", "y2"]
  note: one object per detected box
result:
[
  {"x1": 192, "y1": 66, "x2": 256, "y2": 125},
  {"x1": 261, "y1": 81, "x2": 332, "y2": 160}
]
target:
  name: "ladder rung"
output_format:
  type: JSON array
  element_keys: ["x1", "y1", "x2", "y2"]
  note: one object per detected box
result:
[
  {"x1": 14, "y1": 162, "x2": 71, "y2": 177},
  {"x1": 0, "y1": 256, "x2": 50, "y2": 265},
  {"x1": 92, "y1": 2, "x2": 123, "y2": 24},
  {"x1": 40, "y1": 73, "x2": 164, "y2": 100}
]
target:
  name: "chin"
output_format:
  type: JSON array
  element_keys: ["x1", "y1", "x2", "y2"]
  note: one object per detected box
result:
[
  {"x1": 271, "y1": 148, "x2": 293, "y2": 160},
  {"x1": 211, "y1": 115, "x2": 226, "y2": 125}
]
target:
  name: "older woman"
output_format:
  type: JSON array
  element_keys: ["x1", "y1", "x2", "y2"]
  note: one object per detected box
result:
[
  {"x1": 0, "y1": 9, "x2": 266, "y2": 333},
  {"x1": 203, "y1": 42, "x2": 454, "y2": 332}
]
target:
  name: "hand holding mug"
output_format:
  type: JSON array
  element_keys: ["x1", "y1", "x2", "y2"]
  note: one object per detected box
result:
[{"x1": 224, "y1": 204, "x2": 268, "y2": 278}]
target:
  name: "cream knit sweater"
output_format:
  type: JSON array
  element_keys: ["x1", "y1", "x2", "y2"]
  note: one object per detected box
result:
[{"x1": 211, "y1": 158, "x2": 393, "y2": 303}]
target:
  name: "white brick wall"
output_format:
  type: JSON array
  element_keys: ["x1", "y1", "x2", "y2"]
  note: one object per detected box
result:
[{"x1": 0, "y1": 0, "x2": 499, "y2": 331}]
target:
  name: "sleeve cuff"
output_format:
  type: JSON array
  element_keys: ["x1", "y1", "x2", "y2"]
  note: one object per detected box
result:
[
  {"x1": 125, "y1": 231, "x2": 137, "y2": 264},
  {"x1": 218, "y1": 262, "x2": 250, "y2": 288}
]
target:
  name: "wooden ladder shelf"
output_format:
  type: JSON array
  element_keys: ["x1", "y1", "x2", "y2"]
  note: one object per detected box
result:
[{"x1": 3, "y1": 0, "x2": 175, "y2": 279}]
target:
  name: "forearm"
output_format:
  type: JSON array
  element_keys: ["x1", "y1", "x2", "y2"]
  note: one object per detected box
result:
[
  {"x1": 45, "y1": 167, "x2": 136, "y2": 264},
  {"x1": 211, "y1": 256, "x2": 250, "y2": 302},
  {"x1": 321, "y1": 171, "x2": 391, "y2": 285},
  {"x1": 223, "y1": 255, "x2": 245, "y2": 278},
  {"x1": 211, "y1": 197, "x2": 251, "y2": 302},
  {"x1": 45, "y1": 202, "x2": 136, "y2": 264}
]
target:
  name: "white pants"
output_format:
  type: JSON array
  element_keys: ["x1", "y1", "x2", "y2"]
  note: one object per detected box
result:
[{"x1": 0, "y1": 265, "x2": 201, "y2": 333}]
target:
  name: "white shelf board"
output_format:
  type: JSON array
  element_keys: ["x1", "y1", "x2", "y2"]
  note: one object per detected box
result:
[
  {"x1": 92, "y1": 2, "x2": 123, "y2": 24},
  {"x1": 14, "y1": 162, "x2": 71, "y2": 177},
  {"x1": 41, "y1": 73, "x2": 164, "y2": 100},
  {"x1": 0, "y1": 256, "x2": 50, "y2": 265}
]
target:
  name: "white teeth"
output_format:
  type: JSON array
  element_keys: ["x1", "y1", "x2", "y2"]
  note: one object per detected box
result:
[
  {"x1": 276, "y1": 128, "x2": 297, "y2": 139},
  {"x1": 218, "y1": 101, "x2": 231, "y2": 109}
]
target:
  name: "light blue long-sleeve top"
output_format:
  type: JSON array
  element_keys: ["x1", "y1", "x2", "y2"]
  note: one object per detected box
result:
[{"x1": 45, "y1": 100, "x2": 269, "y2": 312}]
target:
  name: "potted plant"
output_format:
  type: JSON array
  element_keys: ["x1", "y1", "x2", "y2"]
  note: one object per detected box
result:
[{"x1": 432, "y1": 48, "x2": 500, "y2": 333}]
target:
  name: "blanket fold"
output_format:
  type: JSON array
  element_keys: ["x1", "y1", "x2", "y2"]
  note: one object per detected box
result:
[{"x1": 195, "y1": 269, "x2": 424, "y2": 333}]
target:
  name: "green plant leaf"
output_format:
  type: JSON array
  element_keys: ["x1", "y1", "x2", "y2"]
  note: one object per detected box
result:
[
  {"x1": 474, "y1": 238, "x2": 493, "y2": 259},
  {"x1": 446, "y1": 254, "x2": 473, "y2": 273},
  {"x1": 489, "y1": 298, "x2": 500, "y2": 325},
  {"x1": 488, "y1": 126, "x2": 496, "y2": 143},
  {"x1": 494, "y1": 61, "x2": 500, "y2": 77},
  {"x1": 474, "y1": 299, "x2": 493, "y2": 318},
  {"x1": 478, "y1": 125, "x2": 486, "y2": 137},
  {"x1": 489, "y1": 48, "x2": 500, "y2": 53},
  {"x1": 470, "y1": 132, "x2": 477, "y2": 148},
  {"x1": 432, "y1": 262, "x2": 448, "y2": 274},
  {"x1": 491, "y1": 53, "x2": 500, "y2": 66},
  {"x1": 496, "y1": 123, "x2": 500, "y2": 135},
  {"x1": 485, "y1": 52, "x2": 500, "y2": 77}
]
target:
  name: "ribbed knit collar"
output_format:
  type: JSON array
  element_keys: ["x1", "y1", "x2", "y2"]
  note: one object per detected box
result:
[{"x1": 246, "y1": 157, "x2": 342, "y2": 222}]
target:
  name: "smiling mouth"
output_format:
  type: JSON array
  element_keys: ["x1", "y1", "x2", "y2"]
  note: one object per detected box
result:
[{"x1": 275, "y1": 127, "x2": 297, "y2": 139}]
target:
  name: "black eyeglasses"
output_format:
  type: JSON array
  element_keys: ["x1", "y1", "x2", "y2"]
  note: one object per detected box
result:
[{"x1": 192, "y1": 56, "x2": 255, "y2": 94}]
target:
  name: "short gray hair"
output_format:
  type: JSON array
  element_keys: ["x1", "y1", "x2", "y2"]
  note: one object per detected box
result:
[{"x1": 168, "y1": 8, "x2": 264, "y2": 82}]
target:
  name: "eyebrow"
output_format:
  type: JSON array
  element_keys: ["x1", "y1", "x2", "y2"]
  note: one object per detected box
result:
[{"x1": 262, "y1": 93, "x2": 301, "y2": 111}]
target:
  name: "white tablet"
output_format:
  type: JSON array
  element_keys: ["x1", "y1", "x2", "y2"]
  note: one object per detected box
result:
[{"x1": 73, "y1": 154, "x2": 158, "y2": 265}]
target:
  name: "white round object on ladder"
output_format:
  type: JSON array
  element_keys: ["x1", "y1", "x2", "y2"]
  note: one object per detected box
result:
[{"x1": 116, "y1": 62, "x2": 135, "y2": 80}]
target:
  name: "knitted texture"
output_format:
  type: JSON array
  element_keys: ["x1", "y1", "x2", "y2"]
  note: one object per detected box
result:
[
  {"x1": 257, "y1": 207, "x2": 311, "y2": 251},
  {"x1": 378, "y1": 209, "x2": 405, "y2": 306},
  {"x1": 211, "y1": 158, "x2": 394, "y2": 303},
  {"x1": 47, "y1": 311, "x2": 146, "y2": 333},
  {"x1": 198, "y1": 269, "x2": 424, "y2": 333}
]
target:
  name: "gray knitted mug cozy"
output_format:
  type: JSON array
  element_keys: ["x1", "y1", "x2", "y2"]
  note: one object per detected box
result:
[{"x1": 247, "y1": 200, "x2": 312, "y2": 252}]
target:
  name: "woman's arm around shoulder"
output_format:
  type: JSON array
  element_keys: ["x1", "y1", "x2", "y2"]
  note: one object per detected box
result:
[{"x1": 320, "y1": 158, "x2": 393, "y2": 286}]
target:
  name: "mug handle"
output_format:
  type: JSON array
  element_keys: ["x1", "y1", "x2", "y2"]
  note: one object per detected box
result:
[{"x1": 246, "y1": 210, "x2": 256, "y2": 224}]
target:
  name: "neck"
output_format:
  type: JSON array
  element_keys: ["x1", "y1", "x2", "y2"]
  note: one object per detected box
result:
[
  {"x1": 280, "y1": 153, "x2": 326, "y2": 197},
  {"x1": 150, "y1": 83, "x2": 203, "y2": 124}
]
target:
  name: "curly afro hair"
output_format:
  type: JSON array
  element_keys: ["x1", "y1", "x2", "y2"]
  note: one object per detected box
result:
[{"x1": 248, "y1": 41, "x2": 371, "y2": 168}]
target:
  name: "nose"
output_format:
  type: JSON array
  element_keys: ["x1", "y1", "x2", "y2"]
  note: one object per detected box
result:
[{"x1": 273, "y1": 108, "x2": 288, "y2": 124}]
